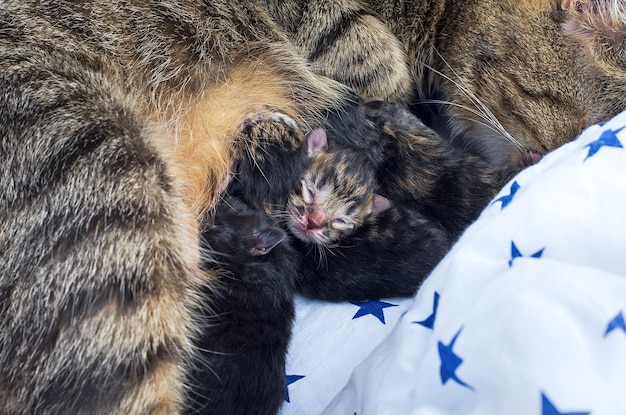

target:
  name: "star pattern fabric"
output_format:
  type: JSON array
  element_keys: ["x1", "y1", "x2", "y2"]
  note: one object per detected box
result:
[
  {"x1": 438, "y1": 328, "x2": 473, "y2": 390},
  {"x1": 509, "y1": 241, "x2": 545, "y2": 267},
  {"x1": 493, "y1": 180, "x2": 520, "y2": 209},
  {"x1": 605, "y1": 311, "x2": 626, "y2": 337},
  {"x1": 284, "y1": 375, "x2": 305, "y2": 403},
  {"x1": 541, "y1": 393, "x2": 590, "y2": 415},
  {"x1": 413, "y1": 291, "x2": 440, "y2": 329},
  {"x1": 583, "y1": 126, "x2": 624, "y2": 160},
  {"x1": 350, "y1": 300, "x2": 399, "y2": 324},
  {"x1": 280, "y1": 110, "x2": 626, "y2": 415}
]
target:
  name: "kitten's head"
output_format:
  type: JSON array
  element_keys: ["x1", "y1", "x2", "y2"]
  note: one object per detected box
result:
[
  {"x1": 205, "y1": 196, "x2": 286, "y2": 259},
  {"x1": 286, "y1": 128, "x2": 391, "y2": 246}
]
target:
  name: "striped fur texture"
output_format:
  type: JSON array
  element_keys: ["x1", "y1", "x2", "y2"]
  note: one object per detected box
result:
[
  {"x1": 1, "y1": 1, "x2": 625, "y2": 414},
  {"x1": 0, "y1": 1, "x2": 409, "y2": 414},
  {"x1": 366, "y1": 0, "x2": 626, "y2": 167}
]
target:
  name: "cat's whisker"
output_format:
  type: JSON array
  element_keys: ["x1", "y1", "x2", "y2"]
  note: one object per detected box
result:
[
  {"x1": 244, "y1": 144, "x2": 272, "y2": 185},
  {"x1": 420, "y1": 55, "x2": 523, "y2": 150},
  {"x1": 316, "y1": 243, "x2": 330, "y2": 268},
  {"x1": 422, "y1": 99, "x2": 520, "y2": 142}
]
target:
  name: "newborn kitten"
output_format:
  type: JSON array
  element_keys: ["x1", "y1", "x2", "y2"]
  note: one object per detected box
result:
[
  {"x1": 227, "y1": 110, "x2": 310, "y2": 212},
  {"x1": 286, "y1": 127, "x2": 391, "y2": 247},
  {"x1": 189, "y1": 194, "x2": 297, "y2": 415},
  {"x1": 289, "y1": 101, "x2": 528, "y2": 301}
]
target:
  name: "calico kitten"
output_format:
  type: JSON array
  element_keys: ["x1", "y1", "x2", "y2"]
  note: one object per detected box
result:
[
  {"x1": 189, "y1": 194, "x2": 297, "y2": 415},
  {"x1": 286, "y1": 127, "x2": 391, "y2": 248},
  {"x1": 290, "y1": 101, "x2": 526, "y2": 301}
]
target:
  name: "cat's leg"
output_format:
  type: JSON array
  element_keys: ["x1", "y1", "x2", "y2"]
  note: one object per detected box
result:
[
  {"x1": 286, "y1": 0, "x2": 414, "y2": 102},
  {"x1": 0, "y1": 50, "x2": 205, "y2": 415}
]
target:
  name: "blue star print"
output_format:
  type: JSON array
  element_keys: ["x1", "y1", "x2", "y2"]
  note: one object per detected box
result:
[
  {"x1": 493, "y1": 181, "x2": 520, "y2": 209},
  {"x1": 284, "y1": 375, "x2": 305, "y2": 403},
  {"x1": 541, "y1": 393, "x2": 590, "y2": 415},
  {"x1": 584, "y1": 126, "x2": 624, "y2": 160},
  {"x1": 605, "y1": 311, "x2": 626, "y2": 337},
  {"x1": 413, "y1": 291, "x2": 440, "y2": 329},
  {"x1": 351, "y1": 300, "x2": 398, "y2": 324},
  {"x1": 438, "y1": 328, "x2": 473, "y2": 390},
  {"x1": 509, "y1": 241, "x2": 544, "y2": 267}
]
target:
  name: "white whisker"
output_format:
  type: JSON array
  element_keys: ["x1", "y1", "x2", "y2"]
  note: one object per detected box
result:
[{"x1": 420, "y1": 49, "x2": 523, "y2": 150}]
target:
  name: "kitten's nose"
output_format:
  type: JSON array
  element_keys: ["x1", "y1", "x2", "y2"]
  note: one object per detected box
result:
[{"x1": 306, "y1": 211, "x2": 326, "y2": 229}]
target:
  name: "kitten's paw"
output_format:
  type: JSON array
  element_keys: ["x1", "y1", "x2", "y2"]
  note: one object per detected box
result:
[
  {"x1": 241, "y1": 110, "x2": 298, "y2": 132},
  {"x1": 239, "y1": 109, "x2": 305, "y2": 151}
]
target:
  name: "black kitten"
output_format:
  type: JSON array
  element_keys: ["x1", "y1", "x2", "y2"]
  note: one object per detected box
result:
[
  {"x1": 188, "y1": 195, "x2": 298, "y2": 415},
  {"x1": 227, "y1": 110, "x2": 310, "y2": 212}
]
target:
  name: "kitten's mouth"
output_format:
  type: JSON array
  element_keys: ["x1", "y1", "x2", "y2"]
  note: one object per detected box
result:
[{"x1": 287, "y1": 211, "x2": 329, "y2": 245}]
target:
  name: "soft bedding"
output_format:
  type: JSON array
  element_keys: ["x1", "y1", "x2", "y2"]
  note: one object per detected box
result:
[{"x1": 280, "y1": 109, "x2": 626, "y2": 415}]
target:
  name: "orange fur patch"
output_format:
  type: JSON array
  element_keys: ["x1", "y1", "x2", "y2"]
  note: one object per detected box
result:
[{"x1": 152, "y1": 62, "x2": 305, "y2": 218}]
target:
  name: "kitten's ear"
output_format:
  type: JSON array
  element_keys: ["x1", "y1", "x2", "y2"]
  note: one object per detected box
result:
[
  {"x1": 370, "y1": 194, "x2": 392, "y2": 215},
  {"x1": 307, "y1": 128, "x2": 328, "y2": 156},
  {"x1": 249, "y1": 227, "x2": 286, "y2": 256}
]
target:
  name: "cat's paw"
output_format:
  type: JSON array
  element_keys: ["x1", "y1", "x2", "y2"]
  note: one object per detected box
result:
[{"x1": 240, "y1": 109, "x2": 299, "y2": 134}]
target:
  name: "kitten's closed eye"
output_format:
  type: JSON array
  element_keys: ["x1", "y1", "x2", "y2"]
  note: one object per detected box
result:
[
  {"x1": 331, "y1": 217, "x2": 355, "y2": 230},
  {"x1": 301, "y1": 180, "x2": 315, "y2": 204},
  {"x1": 249, "y1": 227, "x2": 286, "y2": 256}
]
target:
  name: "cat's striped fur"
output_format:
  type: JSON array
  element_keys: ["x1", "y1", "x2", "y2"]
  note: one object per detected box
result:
[
  {"x1": 364, "y1": 0, "x2": 626, "y2": 166},
  {"x1": 1, "y1": 0, "x2": 625, "y2": 414},
  {"x1": 0, "y1": 1, "x2": 409, "y2": 414}
]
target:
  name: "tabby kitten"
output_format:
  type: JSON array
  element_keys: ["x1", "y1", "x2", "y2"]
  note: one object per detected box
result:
[
  {"x1": 0, "y1": 1, "x2": 411, "y2": 413},
  {"x1": 290, "y1": 101, "x2": 525, "y2": 301},
  {"x1": 286, "y1": 125, "x2": 391, "y2": 247},
  {"x1": 189, "y1": 194, "x2": 297, "y2": 415}
]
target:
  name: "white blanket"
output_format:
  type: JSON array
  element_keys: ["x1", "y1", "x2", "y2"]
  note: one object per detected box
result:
[{"x1": 280, "y1": 109, "x2": 626, "y2": 415}]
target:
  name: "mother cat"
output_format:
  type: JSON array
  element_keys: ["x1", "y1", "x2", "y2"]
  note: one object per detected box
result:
[
  {"x1": 0, "y1": 1, "x2": 408, "y2": 414},
  {"x1": 270, "y1": 0, "x2": 626, "y2": 166},
  {"x1": 0, "y1": 1, "x2": 625, "y2": 414}
]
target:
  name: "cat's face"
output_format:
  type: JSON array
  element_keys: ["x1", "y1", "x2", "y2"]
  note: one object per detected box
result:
[
  {"x1": 286, "y1": 146, "x2": 390, "y2": 247},
  {"x1": 377, "y1": 0, "x2": 626, "y2": 168}
]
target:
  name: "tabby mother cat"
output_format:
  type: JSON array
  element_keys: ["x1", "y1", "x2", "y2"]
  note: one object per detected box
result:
[
  {"x1": 0, "y1": 1, "x2": 409, "y2": 414},
  {"x1": 1, "y1": 0, "x2": 625, "y2": 414},
  {"x1": 382, "y1": 0, "x2": 626, "y2": 164},
  {"x1": 269, "y1": 0, "x2": 626, "y2": 167}
]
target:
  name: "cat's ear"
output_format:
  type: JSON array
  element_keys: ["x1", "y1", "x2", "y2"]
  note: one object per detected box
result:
[
  {"x1": 307, "y1": 128, "x2": 328, "y2": 156},
  {"x1": 562, "y1": 0, "x2": 626, "y2": 51},
  {"x1": 370, "y1": 194, "x2": 392, "y2": 215},
  {"x1": 249, "y1": 227, "x2": 286, "y2": 256}
]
